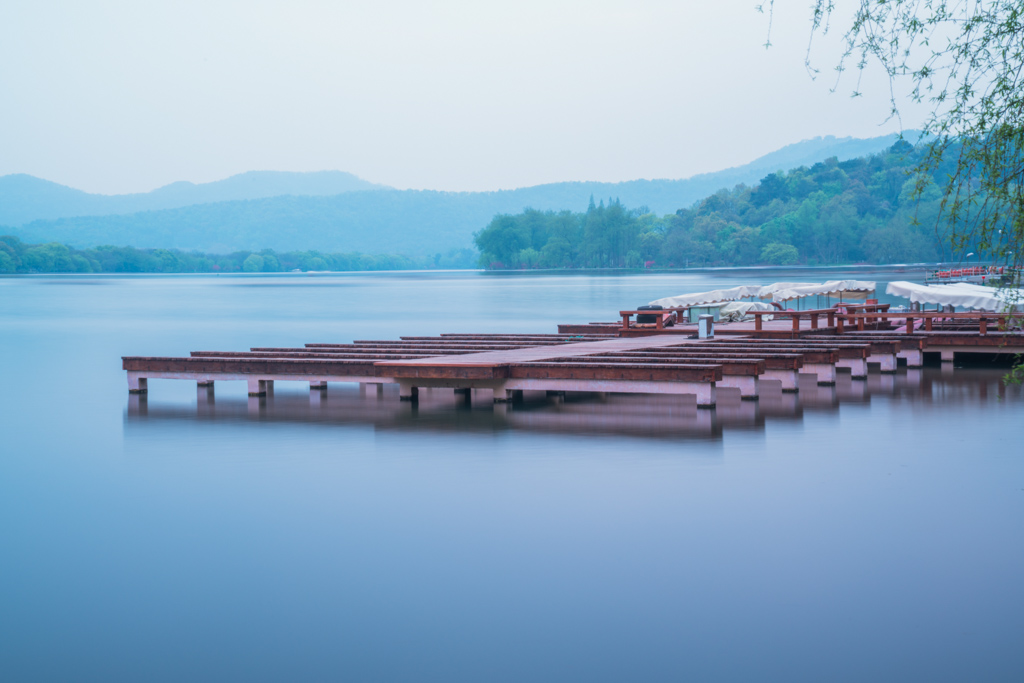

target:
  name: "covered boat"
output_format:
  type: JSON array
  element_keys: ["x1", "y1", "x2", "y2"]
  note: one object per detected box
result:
[
  {"x1": 648, "y1": 285, "x2": 761, "y2": 308},
  {"x1": 719, "y1": 301, "x2": 777, "y2": 322},
  {"x1": 760, "y1": 280, "x2": 877, "y2": 303},
  {"x1": 885, "y1": 281, "x2": 1024, "y2": 311}
]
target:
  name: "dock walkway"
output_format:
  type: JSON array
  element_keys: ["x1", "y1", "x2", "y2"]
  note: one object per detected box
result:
[{"x1": 123, "y1": 316, "x2": 1023, "y2": 409}]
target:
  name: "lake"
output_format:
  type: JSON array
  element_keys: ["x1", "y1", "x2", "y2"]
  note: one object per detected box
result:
[{"x1": 1, "y1": 269, "x2": 1022, "y2": 682}]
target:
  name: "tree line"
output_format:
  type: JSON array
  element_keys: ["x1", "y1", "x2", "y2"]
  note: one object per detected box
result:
[
  {"x1": 474, "y1": 141, "x2": 985, "y2": 269},
  {"x1": 0, "y1": 237, "x2": 477, "y2": 274}
]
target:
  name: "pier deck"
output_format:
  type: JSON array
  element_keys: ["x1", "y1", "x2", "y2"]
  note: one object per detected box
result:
[{"x1": 123, "y1": 316, "x2": 1023, "y2": 409}]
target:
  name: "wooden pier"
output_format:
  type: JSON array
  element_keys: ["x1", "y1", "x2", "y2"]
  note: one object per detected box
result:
[{"x1": 123, "y1": 308, "x2": 1023, "y2": 410}]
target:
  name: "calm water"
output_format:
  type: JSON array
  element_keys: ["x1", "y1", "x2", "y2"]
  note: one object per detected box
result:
[{"x1": 1, "y1": 270, "x2": 1022, "y2": 682}]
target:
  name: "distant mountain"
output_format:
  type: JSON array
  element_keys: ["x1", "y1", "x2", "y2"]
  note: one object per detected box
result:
[
  {"x1": 0, "y1": 170, "x2": 388, "y2": 226},
  {"x1": 4, "y1": 132, "x2": 913, "y2": 256}
]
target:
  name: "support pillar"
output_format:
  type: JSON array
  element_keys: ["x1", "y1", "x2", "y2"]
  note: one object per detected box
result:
[
  {"x1": 247, "y1": 378, "x2": 268, "y2": 396},
  {"x1": 869, "y1": 353, "x2": 897, "y2": 373},
  {"x1": 494, "y1": 389, "x2": 522, "y2": 403},
  {"x1": 127, "y1": 373, "x2": 148, "y2": 394},
  {"x1": 802, "y1": 363, "x2": 836, "y2": 385},
  {"x1": 398, "y1": 382, "x2": 418, "y2": 401},
  {"x1": 899, "y1": 349, "x2": 923, "y2": 368},
  {"x1": 761, "y1": 369, "x2": 798, "y2": 392},
  {"x1": 695, "y1": 383, "x2": 717, "y2": 408},
  {"x1": 310, "y1": 380, "x2": 327, "y2": 391},
  {"x1": 836, "y1": 358, "x2": 867, "y2": 379},
  {"x1": 718, "y1": 375, "x2": 759, "y2": 400},
  {"x1": 940, "y1": 350, "x2": 955, "y2": 363}
]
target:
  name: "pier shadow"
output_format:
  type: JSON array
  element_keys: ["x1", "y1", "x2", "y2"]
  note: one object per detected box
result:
[{"x1": 123, "y1": 367, "x2": 1018, "y2": 443}]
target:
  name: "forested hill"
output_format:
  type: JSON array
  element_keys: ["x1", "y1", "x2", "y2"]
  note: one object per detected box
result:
[
  {"x1": 5, "y1": 133, "x2": 907, "y2": 257},
  {"x1": 475, "y1": 140, "x2": 964, "y2": 269}
]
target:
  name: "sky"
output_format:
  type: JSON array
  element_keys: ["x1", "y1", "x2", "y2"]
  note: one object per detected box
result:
[{"x1": 0, "y1": 0, "x2": 930, "y2": 195}]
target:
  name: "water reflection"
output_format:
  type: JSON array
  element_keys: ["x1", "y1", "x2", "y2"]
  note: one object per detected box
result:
[{"x1": 125, "y1": 367, "x2": 1019, "y2": 442}]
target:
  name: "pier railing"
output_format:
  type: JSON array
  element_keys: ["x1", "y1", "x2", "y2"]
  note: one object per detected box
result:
[
  {"x1": 620, "y1": 303, "x2": 893, "y2": 332},
  {"x1": 835, "y1": 311, "x2": 1021, "y2": 335}
]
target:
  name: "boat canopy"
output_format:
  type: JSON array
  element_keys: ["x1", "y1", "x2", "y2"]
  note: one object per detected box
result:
[
  {"x1": 760, "y1": 280, "x2": 877, "y2": 303},
  {"x1": 649, "y1": 285, "x2": 760, "y2": 308},
  {"x1": 885, "y1": 281, "x2": 1024, "y2": 311},
  {"x1": 756, "y1": 282, "x2": 810, "y2": 299},
  {"x1": 719, "y1": 301, "x2": 777, "y2": 322}
]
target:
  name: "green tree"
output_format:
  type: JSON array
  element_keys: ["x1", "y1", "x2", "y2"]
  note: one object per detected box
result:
[
  {"x1": 242, "y1": 254, "x2": 265, "y2": 272},
  {"x1": 760, "y1": 242, "x2": 799, "y2": 265},
  {"x1": 764, "y1": 0, "x2": 1024, "y2": 271}
]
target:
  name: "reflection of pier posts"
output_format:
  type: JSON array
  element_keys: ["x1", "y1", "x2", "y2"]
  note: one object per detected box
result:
[
  {"x1": 867, "y1": 372, "x2": 895, "y2": 394},
  {"x1": 940, "y1": 350, "x2": 955, "y2": 375},
  {"x1": 128, "y1": 392, "x2": 147, "y2": 416},
  {"x1": 801, "y1": 383, "x2": 838, "y2": 408},
  {"x1": 759, "y1": 390, "x2": 800, "y2": 417},
  {"x1": 197, "y1": 382, "x2": 214, "y2": 407},
  {"x1": 836, "y1": 375, "x2": 867, "y2": 401},
  {"x1": 247, "y1": 395, "x2": 265, "y2": 415}
]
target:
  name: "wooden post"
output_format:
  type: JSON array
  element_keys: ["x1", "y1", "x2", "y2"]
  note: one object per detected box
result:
[
  {"x1": 925, "y1": 317, "x2": 933, "y2": 332},
  {"x1": 827, "y1": 311, "x2": 835, "y2": 327},
  {"x1": 836, "y1": 317, "x2": 844, "y2": 334},
  {"x1": 791, "y1": 314, "x2": 800, "y2": 332},
  {"x1": 621, "y1": 314, "x2": 630, "y2": 330},
  {"x1": 905, "y1": 316, "x2": 914, "y2": 334},
  {"x1": 810, "y1": 313, "x2": 819, "y2": 329},
  {"x1": 656, "y1": 315, "x2": 663, "y2": 331},
  {"x1": 979, "y1": 316, "x2": 988, "y2": 335},
  {"x1": 754, "y1": 313, "x2": 762, "y2": 332},
  {"x1": 857, "y1": 316, "x2": 865, "y2": 332}
]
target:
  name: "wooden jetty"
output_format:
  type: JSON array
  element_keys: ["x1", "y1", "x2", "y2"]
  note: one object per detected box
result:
[{"x1": 123, "y1": 309, "x2": 1024, "y2": 409}]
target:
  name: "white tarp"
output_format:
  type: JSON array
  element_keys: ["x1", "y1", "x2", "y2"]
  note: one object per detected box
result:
[
  {"x1": 719, "y1": 301, "x2": 777, "y2": 322},
  {"x1": 756, "y1": 282, "x2": 809, "y2": 299},
  {"x1": 765, "y1": 280, "x2": 877, "y2": 303},
  {"x1": 885, "y1": 281, "x2": 1024, "y2": 311},
  {"x1": 649, "y1": 285, "x2": 761, "y2": 308}
]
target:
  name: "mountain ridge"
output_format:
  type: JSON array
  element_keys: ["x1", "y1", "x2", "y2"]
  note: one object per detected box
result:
[
  {"x1": 0, "y1": 170, "x2": 388, "y2": 226},
  {"x1": 4, "y1": 132, "x2": 915, "y2": 256}
]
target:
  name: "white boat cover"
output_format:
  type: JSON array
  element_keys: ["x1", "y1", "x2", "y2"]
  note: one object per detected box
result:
[
  {"x1": 649, "y1": 285, "x2": 761, "y2": 308},
  {"x1": 719, "y1": 301, "x2": 776, "y2": 322},
  {"x1": 885, "y1": 281, "x2": 1024, "y2": 311},
  {"x1": 764, "y1": 280, "x2": 877, "y2": 303},
  {"x1": 756, "y1": 282, "x2": 811, "y2": 299}
]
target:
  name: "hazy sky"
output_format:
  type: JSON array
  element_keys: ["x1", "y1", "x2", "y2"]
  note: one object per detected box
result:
[{"x1": 0, "y1": 1, "x2": 929, "y2": 195}]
